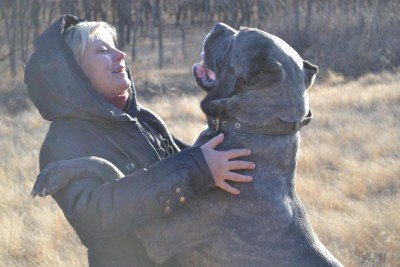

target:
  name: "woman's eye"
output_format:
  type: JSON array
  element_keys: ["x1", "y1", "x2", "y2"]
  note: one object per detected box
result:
[{"x1": 98, "y1": 48, "x2": 108, "y2": 53}]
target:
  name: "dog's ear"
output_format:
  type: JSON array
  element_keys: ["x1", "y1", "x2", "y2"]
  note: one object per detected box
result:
[
  {"x1": 303, "y1": 60, "x2": 318, "y2": 89},
  {"x1": 245, "y1": 57, "x2": 284, "y2": 86}
]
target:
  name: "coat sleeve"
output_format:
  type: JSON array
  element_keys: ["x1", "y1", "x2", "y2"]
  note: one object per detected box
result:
[
  {"x1": 172, "y1": 136, "x2": 190, "y2": 150},
  {"x1": 40, "y1": 139, "x2": 215, "y2": 240}
]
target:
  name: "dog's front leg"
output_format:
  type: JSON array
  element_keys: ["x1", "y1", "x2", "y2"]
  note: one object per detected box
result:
[{"x1": 31, "y1": 156, "x2": 124, "y2": 198}]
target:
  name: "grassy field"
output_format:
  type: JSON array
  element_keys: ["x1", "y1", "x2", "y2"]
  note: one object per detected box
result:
[{"x1": 0, "y1": 28, "x2": 399, "y2": 266}]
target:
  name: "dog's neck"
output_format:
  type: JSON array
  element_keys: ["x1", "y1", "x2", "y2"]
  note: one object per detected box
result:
[
  {"x1": 205, "y1": 125, "x2": 301, "y2": 196},
  {"x1": 206, "y1": 109, "x2": 312, "y2": 136}
]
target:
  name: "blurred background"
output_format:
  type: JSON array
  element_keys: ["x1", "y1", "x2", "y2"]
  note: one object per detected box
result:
[
  {"x1": 0, "y1": 1, "x2": 399, "y2": 266},
  {"x1": 2, "y1": 0, "x2": 400, "y2": 77}
]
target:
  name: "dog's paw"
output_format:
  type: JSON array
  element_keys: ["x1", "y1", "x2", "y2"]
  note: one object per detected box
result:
[
  {"x1": 31, "y1": 160, "x2": 73, "y2": 198},
  {"x1": 31, "y1": 156, "x2": 124, "y2": 198}
]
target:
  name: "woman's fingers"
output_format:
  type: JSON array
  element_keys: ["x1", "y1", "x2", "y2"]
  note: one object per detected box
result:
[
  {"x1": 220, "y1": 171, "x2": 253, "y2": 193},
  {"x1": 223, "y1": 148, "x2": 252, "y2": 160},
  {"x1": 227, "y1": 160, "x2": 256, "y2": 171},
  {"x1": 217, "y1": 172, "x2": 253, "y2": 195},
  {"x1": 201, "y1": 134, "x2": 256, "y2": 195},
  {"x1": 216, "y1": 181, "x2": 240, "y2": 195},
  {"x1": 225, "y1": 172, "x2": 253, "y2": 183},
  {"x1": 202, "y1": 133, "x2": 224, "y2": 150}
]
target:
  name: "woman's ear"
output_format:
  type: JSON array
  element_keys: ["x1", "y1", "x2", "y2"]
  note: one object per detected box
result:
[{"x1": 303, "y1": 60, "x2": 319, "y2": 89}]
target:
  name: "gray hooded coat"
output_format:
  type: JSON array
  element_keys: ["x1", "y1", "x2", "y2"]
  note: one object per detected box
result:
[{"x1": 25, "y1": 14, "x2": 214, "y2": 267}]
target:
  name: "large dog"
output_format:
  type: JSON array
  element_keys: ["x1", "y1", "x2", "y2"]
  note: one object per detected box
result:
[
  {"x1": 33, "y1": 23, "x2": 343, "y2": 266},
  {"x1": 134, "y1": 22, "x2": 343, "y2": 267}
]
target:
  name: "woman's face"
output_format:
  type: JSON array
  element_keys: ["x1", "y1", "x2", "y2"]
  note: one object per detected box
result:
[{"x1": 80, "y1": 28, "x2": 131, "y2": 96}]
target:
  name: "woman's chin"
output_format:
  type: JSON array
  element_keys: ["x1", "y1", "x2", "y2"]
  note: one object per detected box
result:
[{"x1": 116, "y1": 79, "x2": 131, "y2": 92}]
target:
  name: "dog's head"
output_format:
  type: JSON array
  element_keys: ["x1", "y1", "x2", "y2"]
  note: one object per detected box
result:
[{"x1": 193, "y1": 23, "x2": 318, "y2": 124}]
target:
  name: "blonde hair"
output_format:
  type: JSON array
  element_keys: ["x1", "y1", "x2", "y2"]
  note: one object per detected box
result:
[{"x1": 63, "y1": 21, "x2": 118, "y2": 64}]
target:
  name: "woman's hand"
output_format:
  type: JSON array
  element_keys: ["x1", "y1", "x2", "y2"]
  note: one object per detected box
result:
[{"x1": 201, "y1": 133, "x2": 255, "y2": 195}]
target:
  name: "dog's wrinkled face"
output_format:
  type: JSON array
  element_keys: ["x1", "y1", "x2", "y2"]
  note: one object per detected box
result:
[{"x1": 193, "y1": 23, "x2": 318, "y2": 121}]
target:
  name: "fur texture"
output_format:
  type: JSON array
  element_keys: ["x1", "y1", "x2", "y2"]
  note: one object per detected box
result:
[{"x1": 135, "y1": 23, "x2": 343, "y2": 267}]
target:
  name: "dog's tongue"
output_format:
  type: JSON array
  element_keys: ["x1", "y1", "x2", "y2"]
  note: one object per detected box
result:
[{"x1": 192, "y1": 53, "x2": 215, "y2": 91}]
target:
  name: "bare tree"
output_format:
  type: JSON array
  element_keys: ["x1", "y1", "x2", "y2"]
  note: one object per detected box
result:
[
  {"x1": 150, "y1": 0, "x2": 163, "y2": 68},
  {"x1": 114, "y1": 0, "x2": 133, "y2": 48},
  {"x1": 60, "y1": 0, "x2": 77, "y2": 15},
  {"x1": 82, "y1": 0, "x2": 108, "y2": 21},
  {"x1": 0, "y1": 0, "x2": 398, "y2": 77},
  {"x1": 1, "y1": 0, "x2": 18, "y2": 76},
  {"x1": 31, "y1": 0, "x2": 41, "y2": 41},
  {"x1": 18, "y1": 0, "x2": 32, "y2": 63}
]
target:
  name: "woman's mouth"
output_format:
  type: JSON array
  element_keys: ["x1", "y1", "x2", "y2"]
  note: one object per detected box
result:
[{"x1": 112, "y1": 67, "x2": 125, "y2": 74}]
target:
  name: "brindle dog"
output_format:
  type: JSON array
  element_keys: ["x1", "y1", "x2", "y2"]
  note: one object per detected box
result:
[
  {"x1": 134, "y1": 22, "x2": 343, "y2": 267},
  {"x1": 33, "y1": 23, "x2": 343, "y2": 267}
]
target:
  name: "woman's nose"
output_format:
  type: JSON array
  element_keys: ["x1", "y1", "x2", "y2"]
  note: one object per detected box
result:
[{"x1": 114, "y1": 49, "x2": 126, "y2": 61}]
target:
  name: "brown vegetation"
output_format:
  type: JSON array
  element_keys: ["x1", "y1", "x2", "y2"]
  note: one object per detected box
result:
[{"x1": 1, "y1": 64, "x2": 399, "y2": 267}]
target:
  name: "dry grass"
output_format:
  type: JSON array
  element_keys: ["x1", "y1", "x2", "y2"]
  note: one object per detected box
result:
[
  {"x1": 297, "y1": 71, "x2": 400, "y2": 267},
  {"x1": 0, "y1": 107, "x2": 87, "y2": 266},
  {"x1": 1, "y1": 55, "x2": 399, "y2": 266}
]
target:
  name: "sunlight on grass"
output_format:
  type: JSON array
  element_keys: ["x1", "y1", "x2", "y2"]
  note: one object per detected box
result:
[
  {"x1": 296, "y1": 70, "x2": 400, "y2": 266},
  {"x1": 140, "y1": 94, "x2": 206, "y2": 143},
  {"x1": 1, "y1": 67, "x2": 399, "y2": 266}
]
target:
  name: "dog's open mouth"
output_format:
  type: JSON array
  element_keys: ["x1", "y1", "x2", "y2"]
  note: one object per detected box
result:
[{"x1": 192, "y1": 52, "x2": 216, "y2": 91}]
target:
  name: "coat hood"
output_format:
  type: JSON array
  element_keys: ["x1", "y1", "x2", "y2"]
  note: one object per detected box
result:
[{"x1": 25, "y1": 14, "x2": 140, "y2": 123}]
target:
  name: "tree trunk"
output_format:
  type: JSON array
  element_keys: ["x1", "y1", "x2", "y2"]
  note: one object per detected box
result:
[
  {"x1": 304, "y1": 0, "x2": 313, "y2": 42},
  {"x1": 158, "y1": 15, "x2": 163, "y2": 69},
  {"x1": 294, "y1": 0, "x2": 301, "y2": 37},
  {"x1": 60, "y1": 0, "x2": 76, "y2": 15},
  {"x1": 180, "y1": 22, "x2": 187, "y2": 61},
  {"x1": 31, "y1": 0, "x2": 41, "y2": 41},
  {"x1": 116, "y1": 0, "x2": 132, "y2": 48},
  {"x1": 2, "y1": 0, "x2": 18, "y2": 76},
  {"x1": 203, "y1": 0, "x2": 210, "y2": 32},
  {"x1": 151, "y1": 0, "x2": 163, "y2": 68}
]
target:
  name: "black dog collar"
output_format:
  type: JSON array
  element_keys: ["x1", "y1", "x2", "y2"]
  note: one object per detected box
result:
[{"x1": 207, "y1": 109, "x2": 313, "y2": 136}]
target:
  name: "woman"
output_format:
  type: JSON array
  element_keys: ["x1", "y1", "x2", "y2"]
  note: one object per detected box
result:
[{"x1": 25, "y1": 14, "x2": 254, "y2": 266}]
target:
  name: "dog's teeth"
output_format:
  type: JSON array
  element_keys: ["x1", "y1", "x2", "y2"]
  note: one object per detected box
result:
[
  {"x1": 206, "y1": 69, "x2": 216, "y2": 80},
  {"x1": 199, "y1": 52, "x2": 204, "y2": 60}
]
